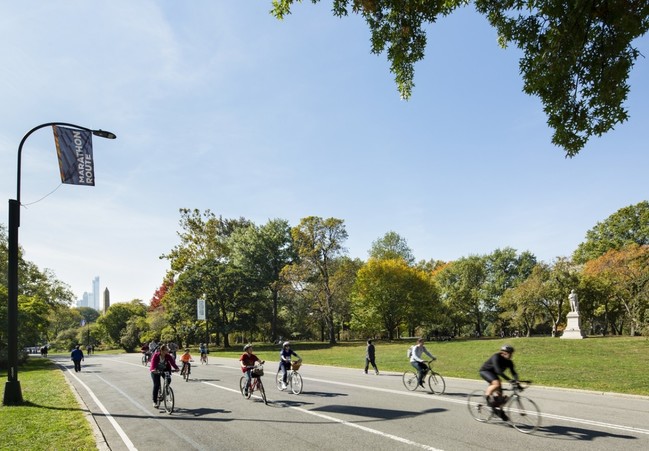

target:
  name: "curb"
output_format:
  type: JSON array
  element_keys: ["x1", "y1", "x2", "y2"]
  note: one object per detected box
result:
[{"x1": 57, "y1": 361, "x2": 111, "y2": 451}]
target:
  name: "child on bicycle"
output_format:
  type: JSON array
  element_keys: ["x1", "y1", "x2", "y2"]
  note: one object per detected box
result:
[
  {"x1": 199, "y1": 342, "x2": 208, "y2": 363},
  {"x1": 149, "y1": 344, "x2": 179, "y2": 408},
  {"x1": 180, "y1": 348, "x2": 193, "y2": 375},
  {"x1": 479, "y1": 344, "x2": 519, "y2": 420},
  {"x1": 240, "y1": 344, "x2": 264, "y2": 396},
  {"x1": 279, "y1": 341, "x2": 301, "y2": 390},
  {"x1": 409, "y1": 338, "x2": 436, "y2": 387},
  {"x1": 140, "y1": 343, "x2": 151, "y2": 363}
]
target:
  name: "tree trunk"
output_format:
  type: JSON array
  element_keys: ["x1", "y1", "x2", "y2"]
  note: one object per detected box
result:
[
  {"x1": 328, "y1": 319, "x2": 336, "y2": 344},
  {"x1": 271, "y1": 289, "x2": 279, "y2": 342}
]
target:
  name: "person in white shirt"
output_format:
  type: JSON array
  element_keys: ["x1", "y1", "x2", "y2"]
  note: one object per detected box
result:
[{"x1": 409, "y1": 338, "x2": 436, "y2": 387}]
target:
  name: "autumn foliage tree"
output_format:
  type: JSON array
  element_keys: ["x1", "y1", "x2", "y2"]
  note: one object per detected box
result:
[
  {"x1": 150, "y1": 278, "x2": 174, "y2": 311},
  {"x1": 583, "y1": 244, "x2": 649, "y2": 336}
]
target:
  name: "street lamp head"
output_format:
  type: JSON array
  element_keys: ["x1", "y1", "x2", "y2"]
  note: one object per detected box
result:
[{"x1": 92, "y1": 129, "x2": 117, "y2": 139}]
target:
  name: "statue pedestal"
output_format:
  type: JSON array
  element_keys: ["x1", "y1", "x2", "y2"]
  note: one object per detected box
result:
[{"x1": 561, "y1": 312, "x2": 585, "y2": 339}]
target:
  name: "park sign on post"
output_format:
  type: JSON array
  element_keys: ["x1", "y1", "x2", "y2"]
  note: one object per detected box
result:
[
  {"x1": 197, "y1": 298, "x2": 206, "y2": 320},
  {"x1": 53, "y1": 125, "x2": 95, "y2": 186}
]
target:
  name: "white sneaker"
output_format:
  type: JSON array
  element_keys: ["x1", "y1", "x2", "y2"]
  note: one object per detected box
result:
[{"x1": 281, "y1": 382, "x2": 287, "y2": 390}]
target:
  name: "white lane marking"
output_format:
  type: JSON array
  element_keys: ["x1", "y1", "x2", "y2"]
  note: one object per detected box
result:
[
  {"x1": 65, "y1": 368, "x2": 138, "y2": 451},
  {"x1": 94, "y1": 375, "x2": 206, "y2": 450},
  {"x1": 539, "y1": 412, "x2": 649, "y2": 435},
  {"x1": 290, "y1": 405, "x2": 443, "y2": 450},
  {"x1": 121, "y1": 357, "x2": 649, "y2": 437},
  {"x1": 210, "y1": 361, "x2": 649, "y2": 437},
  {"x1": 198, "y1": 366, "x2": 443, "y2": 449}
]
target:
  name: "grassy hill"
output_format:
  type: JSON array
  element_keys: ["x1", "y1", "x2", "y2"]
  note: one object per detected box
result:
[{"x1": 211, "y1": 336, "x2": 649, "y2": 396}]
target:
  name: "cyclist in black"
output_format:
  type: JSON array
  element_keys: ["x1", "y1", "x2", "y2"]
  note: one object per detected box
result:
[{"x1": 479, "y1": 344, "x2": 518, "y2": 420}]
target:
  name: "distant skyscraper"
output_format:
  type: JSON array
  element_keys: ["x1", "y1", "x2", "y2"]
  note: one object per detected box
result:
[
  {"x1": 92, "y1": 277, "x2": 100, "y2": 311},
  {"x1": 77, "y1": 293, "x2": 89, "y2": 308},
  {"x1": 103, "y1": 287, "x2": 110, "y2": 313}
]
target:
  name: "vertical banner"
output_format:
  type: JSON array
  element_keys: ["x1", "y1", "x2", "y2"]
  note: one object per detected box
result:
[
  {"x1": 197, "y1": 298, "x2": 206, "y2": 320},
  {"x1": 52, "y1": 125, "x2": 95, "y2": 186}
]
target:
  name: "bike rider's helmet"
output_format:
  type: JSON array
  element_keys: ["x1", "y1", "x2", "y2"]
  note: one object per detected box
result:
[
  {"x1": 500, "y1": 344, "x2": 514, "y2": 354},
  {"x1": 283, "y1": 341, "x2": 290, "y2": 347},
  {"x1": 243, "y1": 343, "x2": 252, "y2": 351}
]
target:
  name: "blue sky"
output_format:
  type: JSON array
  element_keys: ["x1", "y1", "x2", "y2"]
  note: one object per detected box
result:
[{"x1": 1, "y1": 1, "x2": 647, "y2": 304}]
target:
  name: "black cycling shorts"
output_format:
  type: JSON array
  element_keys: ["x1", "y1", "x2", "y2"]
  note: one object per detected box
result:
[{"x1": 479, "y1": 370, "x2": 500, "y2": 383}]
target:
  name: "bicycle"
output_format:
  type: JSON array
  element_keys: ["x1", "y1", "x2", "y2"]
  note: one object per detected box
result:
[
  {"x1": 180, "y1": 360, "x2": 193, "y2": 381},
  {"x1": 200, "y1": 352, "x2": 208, "y2": 365},
  {"x1": 155, "y1": 370, "x2": 176, "y2": 414},
  {"x1": 275, "y1": 359, "x2": 303, "y2": 395},
  {"x1": 402, "y1": 360, "x2": 446, "y2": 394},
  {"x1": 141, "y1": 352, "x2": 150, "y2": 366},
  {"x1": 239, "y1": 363, "x2": 267, "y2": 404},
  {"x1": 467, "y1": 380, "x2": 541, "y2": 433}
]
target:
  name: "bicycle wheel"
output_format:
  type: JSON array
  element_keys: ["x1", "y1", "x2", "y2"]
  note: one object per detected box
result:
[
  {"x1": 163, "y1": 385, "x2": 174, "y2": 414},
  {"x1": 239, "y1": 376, "x2": 251, "y2": 399},
  {"x1": 275, "y1": 370, "x2": 284, "y2": 391},
  {"x1": 183, "y1": 367, "x2": 190, "y2": 381},
  {"x1": 507, "y1": 396, "x2": 541, "y2": 433},
  {"x1": 290, "y1": 372, "x2": 303, "y2": 395},
  {"x1": 427, "y1": 371, "x2": 446, "y2": 395},
  {"x1": 402, "y1": 371, "x2": 419, "y2": 391},
  {"x1": 258, "y1": 379, "x2": 267, "y2": 404},
  {"x1": 142, "y1": 355, "x2": 147, "y2": 366},
  {"x1": 467, "y1": 390, "x2": 493, "y2": 423}
]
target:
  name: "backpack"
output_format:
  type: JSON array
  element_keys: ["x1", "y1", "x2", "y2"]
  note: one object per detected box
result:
[{"x1": 407, "y1": 346, "x2": 413, "y2": 358}]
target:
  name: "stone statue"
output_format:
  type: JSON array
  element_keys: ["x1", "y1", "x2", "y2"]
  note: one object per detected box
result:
[{"x1": 569, "y1": 289, "x2": 579, "y2": 313}]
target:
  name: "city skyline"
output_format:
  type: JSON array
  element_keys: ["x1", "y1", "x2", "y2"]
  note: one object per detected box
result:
[{"x1": 76, "y1": 276, "x2": 103, "y2": 311}]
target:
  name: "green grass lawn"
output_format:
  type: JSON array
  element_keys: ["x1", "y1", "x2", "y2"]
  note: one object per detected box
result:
[
  {"x1": 0, "y1": 358, "x2": 97, "y2": 450},
  {"x1": 209, "y1": 336, "x2": 649, "y2": 396}
]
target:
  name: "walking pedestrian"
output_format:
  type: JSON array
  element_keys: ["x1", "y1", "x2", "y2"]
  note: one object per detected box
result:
[
  {"x1": 364, "y1": 339, "x2": 379, "y2": 375},
  {"x1": 71, "y1": 345, "x2": 84, "y2": 372}
]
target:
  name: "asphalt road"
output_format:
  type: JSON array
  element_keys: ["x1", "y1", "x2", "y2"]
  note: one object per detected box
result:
[{"x1": 51, "y1": 353, "x2": 649, "y2": 451}]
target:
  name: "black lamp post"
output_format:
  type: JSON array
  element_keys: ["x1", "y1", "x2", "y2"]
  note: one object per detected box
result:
[{"x1": 3, "y1": 122, "x2": 116, "y2": 405}]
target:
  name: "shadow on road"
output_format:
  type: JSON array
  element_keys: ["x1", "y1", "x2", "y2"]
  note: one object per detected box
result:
[
  {"x1": 312, "y1": 404, "x2": 446, "y2": 420},
  {"x1": 535, "y1": 424, "x2": 638, "y2": 442},
  {"x1": 299, "y1": 391, "x2": 348, "y2": 398},
  {"x1": 171, "y1": 407, "x2": 232, "y2": 417}
]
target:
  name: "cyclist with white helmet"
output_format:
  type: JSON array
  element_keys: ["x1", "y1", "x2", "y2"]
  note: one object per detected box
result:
[
  {"x1": 479, "y1": 344, "x2": 519, "y2": 420},
  {"x1": 278, "y1": 341, "x2": 301, "y2": 390}
]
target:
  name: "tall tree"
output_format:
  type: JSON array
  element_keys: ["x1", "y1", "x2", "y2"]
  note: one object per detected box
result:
[
  {"x1": 582, "y1": 244, "x2": 649, "y2": 336},
  {"x1": 150, "y1": 278, "x2": 174, "y2": 312},
  {"x1": 533, "y1": 258, "x2": 581, "y2": 337},
  {"x1": 483, "y1": 248, "x2": 537, "y2": 331},
  {"x1": 287, "y1": 216, "x2": 349, "y2": 344},
  {"x1": 96, "y1": 300, "x2": 147, "y2": 347},
  {"x1": 368, "y1": 231, "x2": 415, "y2": 265},
  {"x1": 352, "y1": 258, "x2": 437, "y2": 339},
  {"x1": 230, "y1": 219, "x2": 295, "y2": 342},
  {"x1": 162, "y1": 208, "x2": 252, "y2": 271},
  {"x1": 499, "y1": 266, "x2": 546, "y2": 337},
  {"x1": 271, "y1": 1, "x2": 649, "y2": 155},
  {"x1": 1, "y1": 225, "x2": 74, "y2": 362},
  {"x1": 573, "y1": 201, "x2": 649, "y2": 264},
  {"x1": 434, "y1": 256, "x2": 487, "y2": 336},
  {"x1": 162, "y1": 209, "x2": 253, "y2": 345}
]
